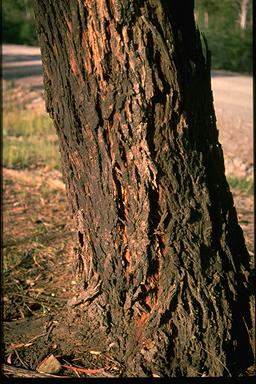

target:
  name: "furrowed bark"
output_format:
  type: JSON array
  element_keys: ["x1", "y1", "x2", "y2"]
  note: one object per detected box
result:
[{"x1": 34, "y1": 0, "x2": 253, "y2": 377}]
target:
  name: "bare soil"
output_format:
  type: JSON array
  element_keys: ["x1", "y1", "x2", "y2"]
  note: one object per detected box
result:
[{"x1": 2, "y1": 45, "x2": 254, "y2": 377}]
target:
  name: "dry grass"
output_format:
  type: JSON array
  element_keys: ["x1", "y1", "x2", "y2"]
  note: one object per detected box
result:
[{"x1": 3, "y1": 110, "x2": 60, "y2": 170}]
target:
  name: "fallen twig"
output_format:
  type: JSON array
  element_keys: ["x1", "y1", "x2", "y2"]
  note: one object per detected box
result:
[
  {"x1": 1, "y1": 364, "x2": 68, "y2": 378},
  {"x1": 62, "y1": 365, "x2": 105, "y2": 374},
  {"x1": 62, "y1": 364, "x2": 116, "y2": 377}
]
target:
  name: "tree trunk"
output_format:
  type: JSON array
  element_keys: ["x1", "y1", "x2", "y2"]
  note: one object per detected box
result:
[
  {"x1": 239, "y1": 0, "x2": 249, "y2": 30},
  {"x1": 33, "y1": 0, "x2": 253, "y2": 377}
]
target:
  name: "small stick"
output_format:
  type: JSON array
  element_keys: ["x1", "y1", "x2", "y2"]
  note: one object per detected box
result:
[
  {"x1": 62, "y1": 364, "x2": 105, "y2": 374},
  {"x1": 2, "y1": 364, "x2": 68, "y2": 378}
]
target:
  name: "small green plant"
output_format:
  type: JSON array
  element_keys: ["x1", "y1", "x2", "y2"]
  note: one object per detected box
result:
[{"x1": 227, "y1": 176, "x2": 254, "y2": 194}]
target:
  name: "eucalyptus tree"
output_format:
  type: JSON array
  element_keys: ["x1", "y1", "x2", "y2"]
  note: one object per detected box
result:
[{"x1": 34, "y1": 0, "x2": 253, "y2": 377}]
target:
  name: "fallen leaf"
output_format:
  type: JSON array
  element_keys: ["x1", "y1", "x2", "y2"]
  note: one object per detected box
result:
[{"x1": 36, "y1": 354, "x2": 62, "y2": 374}]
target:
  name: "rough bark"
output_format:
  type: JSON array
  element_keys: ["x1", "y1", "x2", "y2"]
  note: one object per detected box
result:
[{"x1": 33, "y1": 0, "x2": 253, "y2": 377}]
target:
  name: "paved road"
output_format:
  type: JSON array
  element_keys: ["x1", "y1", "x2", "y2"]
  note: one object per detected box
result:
[
  {"x1": 2, "y1": 44, "x2": 253, "y2": 179},
  {"x1": 211, "y1": 72, "x2": 253, "y2": 179},
  {"x1": 2, "y1": 44, "x2": 43, "y2": 81}
]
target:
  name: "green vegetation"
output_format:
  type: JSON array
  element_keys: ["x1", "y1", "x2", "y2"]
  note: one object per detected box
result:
[
  {"x1": 227, "y1": 176, "x2": 254, "y2": 194},
  {"x1": 3, "y1": 111, "x2": 60, "y2": 170},
  {"x1": 2, "y1": 0, "x2": 37, "y2": 46},
  {"x1": 3, "y1": 111, "x2": 54, "y2": 137},
  {"x1": 195, "y1": 0, "x2": 252, "y2": 73}
]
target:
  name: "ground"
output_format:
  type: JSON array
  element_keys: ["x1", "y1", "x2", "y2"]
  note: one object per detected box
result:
[{"x1": 1, "y1": 45, "x2": 255, "y2": 377}]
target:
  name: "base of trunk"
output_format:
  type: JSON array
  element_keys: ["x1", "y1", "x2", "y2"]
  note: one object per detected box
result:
[{"x1": 52, "y1": 289, "x2": 253, "y2": 377}]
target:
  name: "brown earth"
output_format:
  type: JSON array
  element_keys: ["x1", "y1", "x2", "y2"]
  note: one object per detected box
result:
[{"x1": 2, "y1": 45, "x2": 254, "y2": 377}]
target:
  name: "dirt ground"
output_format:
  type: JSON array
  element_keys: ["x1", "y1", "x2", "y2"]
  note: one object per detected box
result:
[{"x1": 2, "y1": 45, "x2": 255, "y2": 377}]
